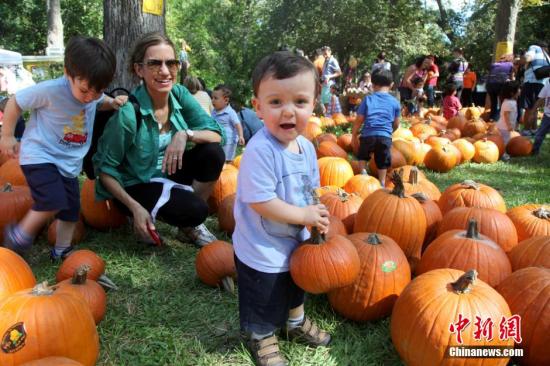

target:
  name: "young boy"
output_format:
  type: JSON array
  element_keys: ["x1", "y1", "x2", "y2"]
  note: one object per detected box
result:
[
  {"x1": 233, "y1": 51, "x2": 331, "y2": 366},
  {"x1": 352, "y1": 69, "x2": 400, "y2": 187},
  {"x1": 211, "y1": 84, "x2": 244, "y2": 162},
  {"x1": 0, "y1": 36, "x2": 125, "y2": 261},
  {"x1": 407, "y1": 76, "x2": 426, "y2": 116}
]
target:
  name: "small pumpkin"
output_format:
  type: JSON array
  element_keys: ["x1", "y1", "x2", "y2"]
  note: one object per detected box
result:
[
  {"x1": 506, "y1": 136, "x2": 533, "y2": 156},
  {"x1": 438, "y1": 180, "x2": 506, "y2": 214},
  {"x1": 316, "y1": 140, "x2": 348, "y2": 159},
  {"x1": 337, "y1": 133, "x2": 353, "y2": 152},
  {"x1": 452, "y1": 138, "x2": 475, "y2": 162},
  {"x1": 326, "y1": 215, "x2": 348, "y2": 238},
  {"x1": 392, "y1": 139, "x2": 423, "y2": 166},
  {"x1": 195, "y1": 241, "x2": 236, "y2": 293},
  {"x1": 423, "y1": 145, "x2": 458, "y2": 173},
  {"x1": 472, "y1": 138, "x2": 499, "y2": 163},
  {"x1": 412, "y1": 193, "x2": 442, "y2": 252},
  {"x1": 0, "y1": 159, "x2": 28, "y2": 186},
  {"x1": 343, "y1": 169, "x2": 381, "y2": 199},
  {"x1": 208, "y1": 164, "x2": 238, "y2": 213},
  {"x1": 56, "y1": 249, "x2": 117, "y2": 290},
  {"x1": 319, "y1": 189, "x2": 363, "y2": 233},
  {"x1": 80, "y1": 179, "x2": 127, "y2": 231},
  {"x1": 303, "y1": 122, "x2": 323, "y2": 140},
  {"x1": 217, "y1": 193, "x2": 236, "y2": 234},
  {"x1": 506, "y1": 204, "x2": 550, "y2": 241},
  {"x1": 507, "y1": 235, "x2": 550, "y2": 271},
  {"x1": 313, "y1": 133, "x2": 337, "y2": 145}
]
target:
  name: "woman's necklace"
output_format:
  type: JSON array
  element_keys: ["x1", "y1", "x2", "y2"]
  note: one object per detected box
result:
[{"x1": 154, "y1": 107, "x2": 171, "y2": 132}]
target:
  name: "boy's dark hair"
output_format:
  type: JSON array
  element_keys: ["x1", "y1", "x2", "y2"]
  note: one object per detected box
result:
[
  {"x1": 183, "y1": 75, "x2": 202, "y2": 94},
  {"x1": 214, "y1": 84, "x2": 232, "y2": 99},
  {"x1": 443, "y1": 83, "x2": 457, "y2": 96},
  {"x1": 371, "y1": 69, "x2": 393, "y2": 86},
  {"x1": 64, "y1": 36, "x2": 116, "y2": 92},
  {"x1": 411, "y1": 76, "x2": 424, "y2": 86},
  {"x1": 252, "y1": 51, "x2": 320, "y2": 96},
  {"x1": 500, "y1": 80, "x2": 520, "y2": 100}
]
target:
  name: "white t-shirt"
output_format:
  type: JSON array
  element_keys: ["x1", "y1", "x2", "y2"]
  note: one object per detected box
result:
[
  {"x1": 538, "y1": 82, "x2": 550, "y2": 116},
  {"x1": 497, "y1": 99, "x2": 518, "y2": 130},
  {"x1": 232, "y1": 128, "x2": 320, "y2": 273},
  {"x1": 16, "y1": 76, "x2": 104, "y2": 177}
]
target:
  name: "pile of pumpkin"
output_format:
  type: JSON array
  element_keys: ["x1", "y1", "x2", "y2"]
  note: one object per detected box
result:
[{"x1": 0, "y1": 248, "x2": 114, "y2": 365}]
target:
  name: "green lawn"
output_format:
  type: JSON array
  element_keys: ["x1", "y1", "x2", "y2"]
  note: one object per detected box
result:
[{"x1": 26, "y1": 141, "x2": 550, "y2": 366}]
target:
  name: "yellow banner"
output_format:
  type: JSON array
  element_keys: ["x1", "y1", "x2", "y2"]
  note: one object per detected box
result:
[
  {"x1": 495, "y1": 41, "x2": 513, "y2": 62},
  {"x1": 143, "y1": 0, "x2": 163, "y2": 16}
]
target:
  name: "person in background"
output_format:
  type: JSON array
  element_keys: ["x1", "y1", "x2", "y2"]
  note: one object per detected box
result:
[
  {"x1": 442, "y1": 83, "x2": 462, "y2": 120},
  {"x1": 320, "y1": 46, "x2": 342, "y2": 111},
  {"x1": 447, "y1": 47, "x2": 469, "y2": 99},
  {"x1": 399, "y1": 56, "x2": 431, "y2": 110},
  {"x1": 0, "y1": 97, "x2": 25, "y2": 140},
  {"x1": 461, "y1": 64, "x2": 477, "y2": 107},
  {"x1": 532, "y1": 81, "x2": 550, "y2": 156},
  {"x1": 312, "y1": 48, "x2": 325, "y2": 78},
  {"x1": 407, "y1": 76, "x2": 426, "y2": 116},
  {"x1": 358, "y1": 71, "x2": 373, "y2": 93},
  {"x1": 486, "y1": 54, "x2": 515, "y2": 121},
  {"x1": 326, "y1": 84, "x2": 342, "y2": 117},
  {"x1": 211, "y1": 84, "x2": 244, "y2": 163},
  {"x1": 520, "y1": 41, "x2": 549, "y2": 135},
  {"x1": 179, "y1": 39, "x2": 191, "y2": 83},
  {"x1": 426, "y1": 55, "x2": 439, "y2": 108},
  {"x1": 183, "y1": 75, "x2": 213, "y2": 115},
  {"x1": 372, "y1": 51, "x2": 391, "y2": 75},
  {"x1": 496, "y1": 81, "x2": 521, "y2": 161}
]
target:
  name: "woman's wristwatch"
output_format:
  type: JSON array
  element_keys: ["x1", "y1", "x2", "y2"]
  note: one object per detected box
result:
[{"x1": 185, "y1": 129, "x2": 194, "y2": 142}]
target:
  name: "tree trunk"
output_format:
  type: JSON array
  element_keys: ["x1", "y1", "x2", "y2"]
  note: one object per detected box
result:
[
  {"x1": 46, "y1": 0, "x2": 64, "y2": 55},
  {"x1": 434, "y1": 0, "x2": 456, "y2": 45},
  {"x1": 104, "y1": 0, "x2": 166, "y2": 90},
  {"x1": 493, "y1": 0, "x2": 521, "y2": 61}
]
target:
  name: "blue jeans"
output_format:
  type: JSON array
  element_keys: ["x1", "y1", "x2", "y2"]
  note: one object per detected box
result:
[
  {"x1": 426, "y1": 85, "x2": 435, "y2": 107},
  {"x1": 533, "y1": 114, "x2": 550, "y2": 154}
]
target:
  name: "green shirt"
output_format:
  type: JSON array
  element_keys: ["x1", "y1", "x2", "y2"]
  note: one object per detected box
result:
[{"x1": 92, "y1": 84, "x2": 225, "y2": 200}]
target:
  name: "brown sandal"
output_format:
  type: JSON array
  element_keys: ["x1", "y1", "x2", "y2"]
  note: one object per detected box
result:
[
  {"x1": 283, "y1": 316, "x2": 331, "y2": 347},
  {"x1": 247, "y1": 334, "x2": 288, "y2": 366}
]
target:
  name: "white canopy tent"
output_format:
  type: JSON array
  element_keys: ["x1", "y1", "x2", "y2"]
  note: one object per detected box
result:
[{"x1": 0, "y1": 49, "x2": 35, "y2": 94}]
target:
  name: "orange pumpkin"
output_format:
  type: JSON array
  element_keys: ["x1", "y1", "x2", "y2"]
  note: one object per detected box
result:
[
  {"x1": 506, "y1": 136, "x2": 533, "y2": 156},
  {"x1": 80, "y1": 179, "x2": 127, "y2": 231},
  {"x1": 20, "y1": 357, "x2": 83, "y2": 366},
  {"x1": 195, "y1": 241, "x2": 236, "y2": 293},
  {"x1": 437, "y1": 207, "x2": 518, "y2": 253},
  {"x1": 392, "y1": 139, "x2": 422, "y2": 165},
  {"x1": 368, "y1": 147, "x2": 406, "y2": 177},
  {"x1": 307, "y1": 116, "x2": 321, "y2": 126},
  {"x1": 313, "y1": 132, "x2": 337, "y2": 145},
  {"x1": 217, "y1": 193, "x2": 236, "y2": 234},
  {"x1": 343, "y1": 170, "x2": 381, "y2": 199},
  {"x1": 412, "y1": 193, "x2": 442, "y2": 252},
  {"x1": 316, "y1": 140, "x2": 348, "y2": 159},
  {"x1": 47, "y1": 219, "x2": 86, "y2": 246},
  {"x1": 425, "y1": 135, "x2": 451, "y2": 149},
  {"x1": 337, "y1": 133, "x2": 353, "y2": 152},
  {"x1": 320, "y1": 116, "x2": 335, "y2": 128},
  {"x1": 208, "y1": 164, "x2": 238, "y2": 213},
  {"x1": 331, "y1": 113, "x2": 348, "y2": 125},
  {"x1": 318, "y1": 157, "x2": 354, "y2": 187},
  {"x1": 0, "y1": 283, "x2": 99, "y2": 366},
  {"x1": 326, "y1": 215, "x2": 348, "y2": 238},
  {"x1": 0, "y1": 159, "x2": 27, "y2": 186},
  {"x1": 410, "y1": 121, "x2": 437, "y2": 141},
  {"x1": 0, "y1": 183, "x2": 33, "y2": 243},
  {"x1": 56, "y1": 265, "x2": 107, "y2": 324},
  {"x1": 447, "y1": 115, "x2": 468, "y2": 131},
  {"x1": 496, "y1": 267, "x2": 550, "y2": 366},
  {"x1": 0, "y1": 247, "x2": 36, "y2": 302},
  {"x1": 315, "y1": 185, "x2": 341, "y2": 197},
  {"x1": 438, "y1": 180, "x2": 506, "y2": 214},
  {"x1": 354, "y1": 172, "x2": 427, "y2": 269},
  {"x1": 303, "y1": 122, "x2": 323, "y2": 140},
  {"x1": 320, "y1": 189, "x2": 363, "y2": 233},
  {"x1": 473, "y1": 138, "x2": 499, "y2": 163},
  {"x1": 417, "y1": 219, "x2": 512, "y2": 287},
  {"x1": 424, "y1": 145, "x2": 458, "y2": 173},
  {"x1": 391, "y1": 269, "x2": 513, "y2": 366},
  {"x1": 485, "y1": 133, "x2": 505, "y2": 157},
  {"x1": 232, "y1": 154, "x2": 243, "y2": 169},
  {"x1": 387, "y1": 167, "x2": 440, "y2": 201},
  {"x1": 392, "y1": 127, "x2": 414, "y2": 140},
  {"x1": 290, "y1": 229, "x2": 360, "y2": 294},
  {"x1": 328, "y1": 233, "x2": 410, "y2": 322},
  {"x1": 463, "y1": 120, "x2": 487, "y2": 137},
  {"x1": 452, "y1": 138, "x2": 475, "y2": 162},
  {"x1": 56, "y1": 249, "x2": 105, "y2": 283},
  {"x1": 507, "y1": 235, "x2": 550, "y2": 271},
  {"x1": 506, "y1": 204, "x2": 550, "y2": 241}
]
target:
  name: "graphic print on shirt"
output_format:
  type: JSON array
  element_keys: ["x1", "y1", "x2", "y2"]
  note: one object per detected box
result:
[{"x1": 60, "y1": 109, "x2": 88, "y2": 146}]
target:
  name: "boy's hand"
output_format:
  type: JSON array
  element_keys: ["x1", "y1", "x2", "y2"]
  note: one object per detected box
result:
[
  {"x1": 111, "y1": 95, "x2": 128, "y2": 110},
  {"x1": 0, "y1": 136, "x2": 19, "y2": 159},
  {"x1": 238, "y1": 136, "x2": 245, "y2": 146},
  {"x1": 302, "y1": 204, "x2": 330, "y2": 233}
]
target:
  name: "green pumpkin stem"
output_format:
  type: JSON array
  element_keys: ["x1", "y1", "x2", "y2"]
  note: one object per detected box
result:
[
  {"x1": 367, "y1": 233, "x2": 382, "y2": 245},
  {"x1": 465, "y1": 219, "x2": 480, "y2": 239},
  {"x1": 390, "y1": 171, "x2": 406, "y2": 198},
  {"x1": 72, "y1": 265, "x2": 91, "y2": 285},
  {"x1": 451, "y1": 270, "x2": 478, "y2": 294},
  {"x1": 411, "y1": 192, "x2": 429, "y2": 203}
]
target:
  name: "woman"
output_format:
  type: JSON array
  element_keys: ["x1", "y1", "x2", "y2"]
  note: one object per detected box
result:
[
  {"x1": 183, "y1": 75, "x2": 214, "y2": 115},
  {"x1": 399, "y1": 56, "x2": 431, "y2": 106},
  {"x1": 486, "y1": 54, "x2": 515, "y2": 121},
  {"x1": 93, "y1": 32, "x2": 225, "y2": 247},
  {"x1": 447, "y1": 47, "x2": 469, "y2": 99}
]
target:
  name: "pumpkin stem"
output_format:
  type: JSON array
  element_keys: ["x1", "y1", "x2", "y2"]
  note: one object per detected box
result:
[
  {"x1": 97, "y1": 274, "x2": 118, "y2": 291},
  {"x1": 411, "y1": 192, "x2": 429, "y2": 203},
  {"x1": 31, "y1": 281, "x2": 54, "y2": 296},
  {"x1": 409, "y1": 167, "x2": 419, "y2": 185},
  {"x1": 367, "y1": 233, "x2": 382, "y2": 245},
  {"x1": 451, "y1": 270, "x2": 478, "y2": 294},
  {"x1": 221, "y1": 276, "x2": 235, "y2": 294},
  {"x1": 462, "y1": 180, "x2": 479, "y2": 190},
  {"x1": 1, "y1": 183, "x2": 13, "y2": 192},
  {"x1": 533, "y1": 207, "x2": 550, "y2": 219},
  {"x1": 309, "y1": 226, "x2": 326, "y2": 244},
  {"x1": 465, "y1": 219, "x2": 480, "y2": 239},
  {"x1": 72, "y1": 264, "x2": 91, "y2": 285},
  {"x1": 390, "y1": 171, "x2": 406, "y2": 198},
  {"x1": 360, "y1": 169, "x2": 368, "y2": 176},
  {"x1": 337, "y1": 188, "x2": 350, "y2": 202}
]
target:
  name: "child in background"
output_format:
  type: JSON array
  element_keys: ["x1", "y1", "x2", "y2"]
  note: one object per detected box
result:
[
  {"x1": 211, "y1": 84, "x2": 244, "y2": 162},
  {"x1": 407, "y1": 76, "x2": 426, "y2": 116},
  {"x1": 443, "y1": 83, "x2": 462, "y2": 120},
  {"x1": 532, "y1": 81, "x2": 550, "y2": 156},
  {"x1": 358, "y1": 71, "x2": 373, "y2": 93},
  {"x1": 462, "y1": 64, "x2": 477, "y2": 107},
  {"x1": 352, "y1": 69, "x2": 400, "y2": 187},
  {"x1": 326, "y1": 84, "x2": 342, "y2": 117},
  {"x1": 0, "y1": 36, "x2": 124, "y2": 261},
  {"x1": 233, "y1": 51, "x2": 331, "y2": 366},
  {"x1": 497, "y1": 81, "x2": 521, "y2": 161}
]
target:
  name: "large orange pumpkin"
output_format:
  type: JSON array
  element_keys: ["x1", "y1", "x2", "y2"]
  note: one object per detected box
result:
[
  {"x1": 392, "y1": 139, "x2": 422, "y2": 166},
  {"x1": 20, "y1": 357, "x2": 83, "y2": 366},
  {"x1": 343, "y1": 170, "x2": 381, "y2": 199},
  {"x1": 313, "y1": 132, "x2": 337, "y2": 145},
  {"x1": 0, "y1": 183, "x2": 33, "y2": 243},
  {"x1": 507, "y1": 235, "x2": 550, "y2": 271},
  {"x1": 447, "y1": 115, "x2": 468, "y2": 131},
  {"x1": 472, "y1": 138, "x2": 499, "y2": 163},
  {"x1": 391, "y1": 269, "x2": 513, "y2": 366},
  {"x1": 392, "y1": 127, "x2": 413, "y2": 140},
  {"x1": 354, "y1": 172, "x2": 427, "y2": 269},
  {"x1": 195, "y1": 241, "x2": 236, "y2": 293},
  {"x1": 463, "y1": 119, "x2": 488, "y2": 137},
  {"x1": 424, "y1": 145, "x2": 458, "y2": 173},
  {"x1": 437, "y1": 207, "x2": 518, "y2": 253},
  {"x1": 0, "y1": 247, "x2": 36, "y2": 302},
  {"x1": 317, "y1": 157, "x2": 354, "y2": 187},
  {"x1": 412, "y1": 193, "x2": 442, "y2": 251},
  {"x1": 319, "y1": 189, "x2": 363, "y2": 233},
  {"x1": 328, "y1": 233, "x2": 410, "y2": 322},
  {"x1": 417, "y1": 219, "x2": 512, "y2": 287},
  {"x1": 0, "y1": 283, "x2": 99, "y2": 366},
  {"x1": 452, "y1": 138, "x2": 475, "y2": 162},
  {"x1": 438, "y1": 180, "x2": 506, "y2": 214},
  {"x1": 56, "y1": 265, "x2": 107, "y2": 324},
  {"x1": 496, "y1": 267, "x2": 550, "y2": 366},
  {"x1": 506, "y1": 136, "x2": 533, "y2": 156},
  {"x1": 290, "y1": 229, "x2": 360, "y2": 294},
  {"x1": 316, "y1": 140, "x2": 348, "y2": 159},
  {"x1": 80, "y1": 179, "x2": 127, "y2": 231},
  {"x1": 208, "y1": 164, "x2": 238, "y2": 213},
  {"x1": 506, "y1": 204, "x2": 550, "y2": 241},
  {"x1": 0, "y1": 159, "x2": 27, "y2": 186}
]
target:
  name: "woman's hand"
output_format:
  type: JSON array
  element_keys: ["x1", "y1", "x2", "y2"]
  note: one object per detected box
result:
[
  {"x1": 131, "y1": 204, "x2": 155, "y2": 242},
  {"x1": 162, "y1": 130, "x2": 187, "y2": 175}
]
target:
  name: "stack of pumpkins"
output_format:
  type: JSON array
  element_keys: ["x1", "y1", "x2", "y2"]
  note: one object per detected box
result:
[{"x1": 0, "y1": 249, "x2": 112, "y2": 365}]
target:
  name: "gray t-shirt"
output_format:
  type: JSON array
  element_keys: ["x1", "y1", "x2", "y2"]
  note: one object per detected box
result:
[
  {"x1": 232, "y1": 128, "x2": 320, "y2": 273},
  {"x1": 16, "y1": 76, "x2": 103, "y2": 177}
]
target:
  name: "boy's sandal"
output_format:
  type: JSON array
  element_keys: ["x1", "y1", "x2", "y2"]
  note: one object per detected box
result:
[
  {"x1": 49, "y1": 246, "x2": 75, "y2": 263},
  {"x1": 247, "y1": 335, "x2": 288, "y2": 366},
  {"x1": 283, "y1": 317, "x2": 332, "y2": 347}
]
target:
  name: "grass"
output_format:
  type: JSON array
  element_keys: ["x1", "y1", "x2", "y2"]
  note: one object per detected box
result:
[{"x1": 24, "y1": 139, "x2": 550, "y2": 366}]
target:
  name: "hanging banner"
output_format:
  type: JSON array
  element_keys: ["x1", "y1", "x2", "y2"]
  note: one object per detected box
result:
[
  {"x1": 143, "y1": 0, "x2": 163, "y2": 16},
  {"x1": 495, "y1": 41, "x2": 513, "y2": 62}
]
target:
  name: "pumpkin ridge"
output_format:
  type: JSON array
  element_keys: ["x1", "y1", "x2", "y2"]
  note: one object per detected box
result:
[{"x1": 523, "y1": 282, "x2": 550, "y2": 350}]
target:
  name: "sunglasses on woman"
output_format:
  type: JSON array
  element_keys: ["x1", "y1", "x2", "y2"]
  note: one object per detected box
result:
[{"x1": 140, "y1": 59, "x2": 181, "y2": 72}]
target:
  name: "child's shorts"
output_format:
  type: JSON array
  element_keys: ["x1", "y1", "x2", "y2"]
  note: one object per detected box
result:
[
  {"x1": 21, "y1": 163, "x2": 80, "y2": 222},
  {"x1": 235, "y1": 255, "x2": 305, "y2": 335},
  {"x1": 358, "y1": 136, "x2": 392, "y2": 169},
  {"x1": 222, "y1": 143, "x2": 237, "y2": 161}
]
